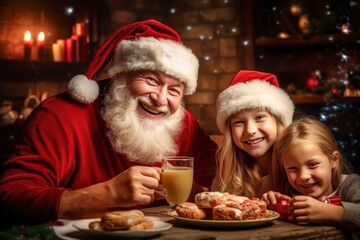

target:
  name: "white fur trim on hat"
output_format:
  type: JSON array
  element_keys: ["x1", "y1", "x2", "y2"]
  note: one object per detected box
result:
[
  {"x1": 108, "y1": 37, "x2": 199, "y2": 95},
  {"x1": 216, "y1": 80, "x2": 294, "y2": 134},
  {"x1": 68, "y1": 75, "x2": 99, "y2": 104}
]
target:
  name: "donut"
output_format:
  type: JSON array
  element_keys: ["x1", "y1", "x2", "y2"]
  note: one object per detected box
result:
[
  {"x1": 176, "y1": 202, "x2": 206, "y2": 219},
  {"x1": 195, "y1": 191, "x2": 227, "y2": 208}
]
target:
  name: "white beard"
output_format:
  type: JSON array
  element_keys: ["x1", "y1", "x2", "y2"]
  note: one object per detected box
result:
[{"x1": 101, "y1": 76, "x2": 185, "y2": 165}]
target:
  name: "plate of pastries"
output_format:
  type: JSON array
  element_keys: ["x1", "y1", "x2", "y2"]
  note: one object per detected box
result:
[
  {"x1": 73, "y1": 210, "x2": 172, "y2": 238},
  {"x1": 171, "y1": 191, "x2": 279, "y2": 227}
]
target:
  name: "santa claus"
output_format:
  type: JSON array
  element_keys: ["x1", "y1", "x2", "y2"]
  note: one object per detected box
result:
[{"x1": 0, "y1": 19, "x2": 217, "y2": 224}]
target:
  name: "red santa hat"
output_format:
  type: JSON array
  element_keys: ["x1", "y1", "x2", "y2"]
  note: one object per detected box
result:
[
  {"x1": 216, "y1": 70, "x2": 295, "y2": 134},
  {"x1": 68, "y1": 19, "x2": 199, "y2": 104}
]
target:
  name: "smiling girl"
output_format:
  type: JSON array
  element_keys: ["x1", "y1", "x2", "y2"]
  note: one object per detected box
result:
[
  {"x1": 262, "y1": 117, "x2": 360, "y2": 237},
  {"x1": 211, "y1": 70, "x2": 294, "y2": 197}
]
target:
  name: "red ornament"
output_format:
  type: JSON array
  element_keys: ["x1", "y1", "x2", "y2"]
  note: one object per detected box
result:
[
  {"x1": 306, "y1": 76, "x2": 320, "y2": 89},
  {"x1": 331, "y1": 87, "x2": 340, "y2": 95},
  {"x1": 273, "y1": 199, "x2": 292, "y2": 219}
]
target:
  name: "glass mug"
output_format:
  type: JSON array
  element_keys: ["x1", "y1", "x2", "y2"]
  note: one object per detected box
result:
[{"x1": 160, "y1": 156, "x2": 194, "y2": 212}]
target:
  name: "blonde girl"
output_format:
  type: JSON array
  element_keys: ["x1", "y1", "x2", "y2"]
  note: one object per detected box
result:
[
  {"x1": 211, "y1": 70, "x2": 294, "y2": 197},
  {"x1": 263, "y1": 117, "x2": 359, "y2": 237}
]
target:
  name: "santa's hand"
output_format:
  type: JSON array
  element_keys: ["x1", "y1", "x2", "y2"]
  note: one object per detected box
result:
[
  {"x1": 58, "y1": 166, "x2": 161, "y2": 219},
  {"x1": 107, "y1": 166, "x2": 161, "y2": 207}
]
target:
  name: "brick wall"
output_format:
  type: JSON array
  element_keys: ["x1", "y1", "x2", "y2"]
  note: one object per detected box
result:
[
  {"x1": 0, "y1": 0, "x2": 90, "y2": 110},
  {"x1": 0, "y1": 0, "x2": 250, "y2": 135},
  {"x1": 0, "y1": 1, "x2": 88, "y2": 60}
]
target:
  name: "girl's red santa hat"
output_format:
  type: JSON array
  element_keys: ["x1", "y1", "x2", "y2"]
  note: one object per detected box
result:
[
  {"x1": 68, "y1": 19, "x2": 199, "y2": 104},
  {"x1": 216, "y1": 70, "x2": 295, "y2": 134}
]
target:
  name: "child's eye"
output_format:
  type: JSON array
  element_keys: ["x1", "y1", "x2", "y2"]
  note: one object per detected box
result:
[
  {"x1": 308, "y1": 162, "x2": 319, "y2": 168},
  {"x1": 286, "y1": 167, "x2": 297, "y2": 172},
  {"x1": 255, "y1": 115, "x2": 266, "y2": 120},
  {"x1": 232, "y1": 120, "x2": 244, "y2": 126}
]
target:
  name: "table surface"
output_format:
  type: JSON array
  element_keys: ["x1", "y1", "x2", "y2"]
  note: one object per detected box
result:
[
  {"x1": 139, "y1": 205, "x2": 350, "y2": 240},
  {"x1": 5, "y1": 205, "x2": 347, "y2": 240}
]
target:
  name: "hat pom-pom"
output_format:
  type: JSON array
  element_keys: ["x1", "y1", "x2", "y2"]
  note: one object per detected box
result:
[{"x1": 68, "y1": 75, "x2": 99, "y2": 104}]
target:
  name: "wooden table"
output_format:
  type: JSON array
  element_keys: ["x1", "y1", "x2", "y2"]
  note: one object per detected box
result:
[{"x1": 141, "y1": 205, "x2": 350, "y2": 240}]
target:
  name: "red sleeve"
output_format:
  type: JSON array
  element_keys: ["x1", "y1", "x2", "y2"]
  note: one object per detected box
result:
[
  {"x1": 176, "y1": 110, "x2": 217, "y2": 189},
  {"x1": 0, "y1": 108, "x2": 68, "y2": 223},
  {"x1": 0, "y1": 94, "x2": 108, "y2": 224}
]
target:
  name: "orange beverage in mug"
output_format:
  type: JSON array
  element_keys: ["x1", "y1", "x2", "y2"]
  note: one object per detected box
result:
[
  {"x1": 162, "y1": 166, "x2": 193, "y2": 204},
  {"x1": 161, "y1": 156, "x2": 194, "y2": 207}
]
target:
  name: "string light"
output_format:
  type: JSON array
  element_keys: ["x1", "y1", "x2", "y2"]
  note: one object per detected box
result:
[
  {"x1": 338, "y1": 52, "x2": 349, "y2": 62},
  {"x1": 65, "y1": 7, "x2": 74, "y2": 15}
]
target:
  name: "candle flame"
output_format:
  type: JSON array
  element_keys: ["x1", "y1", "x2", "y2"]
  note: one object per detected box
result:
[
  {"x1": 24, "y1": 31, "x2": 31, "y2": 41},
  {"x1": 38, "y1": 32, "x2": 45, "y2": 42}
]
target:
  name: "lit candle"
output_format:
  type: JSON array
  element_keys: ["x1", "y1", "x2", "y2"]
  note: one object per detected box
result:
[
  {"x1": 37, "y1": 32, "x2": 45, "y2": 60},
  {"x1": 24, "y1": 31, "x2": 32, "y2": 60}
]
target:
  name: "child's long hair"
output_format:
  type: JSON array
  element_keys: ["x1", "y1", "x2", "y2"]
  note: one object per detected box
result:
[
  {"x1": 271, "y1": 116, "x2": 353, "y2": 196},
  {"x1": 216, "y1": 111, "x2": 284, "y2": 198}
]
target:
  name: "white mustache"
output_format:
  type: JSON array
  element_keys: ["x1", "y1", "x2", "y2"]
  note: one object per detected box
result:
[{"x1": 137, "y1": 95, "x2": 170, "y2": 114}]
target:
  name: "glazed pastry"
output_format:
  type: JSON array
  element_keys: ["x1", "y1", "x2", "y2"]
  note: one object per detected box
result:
[
  {"x1": 213, "y1": 198, "x2": 267, "y2": 220},
  {"x1": 101, "y1": 210, "x2": 145, "y2": 230},
  {"x1": 89, "y1": 210, "x2": 153, "y2": 231},
  {"x1": 176, "y1": 202, "x2": 206, "y2": 219},
  {"x1": 179, "y1": 191, "x2": 267, "y2": 220},
  {"x1": 129, "y1": 219, "x2": 154, "y2": 231},
  {"x1": 195, "y1": 191, "x2": 227, "y2": 208}
]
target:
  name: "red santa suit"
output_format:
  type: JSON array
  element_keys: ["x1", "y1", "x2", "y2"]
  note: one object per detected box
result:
[
  {"x1": 1, "y1": 19, "x2": 218, "y2": 225},
  {"x1": 0, "y1": 79, "x2": 217, "y2": 223}
]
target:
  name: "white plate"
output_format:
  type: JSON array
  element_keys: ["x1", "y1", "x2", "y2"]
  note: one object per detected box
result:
[
  {"x1": 170, "y1": 210, "x2": 279, "y2": 228},
  {"x1": 72, "y1": 216, "x2": 172, "y2": 238}
]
